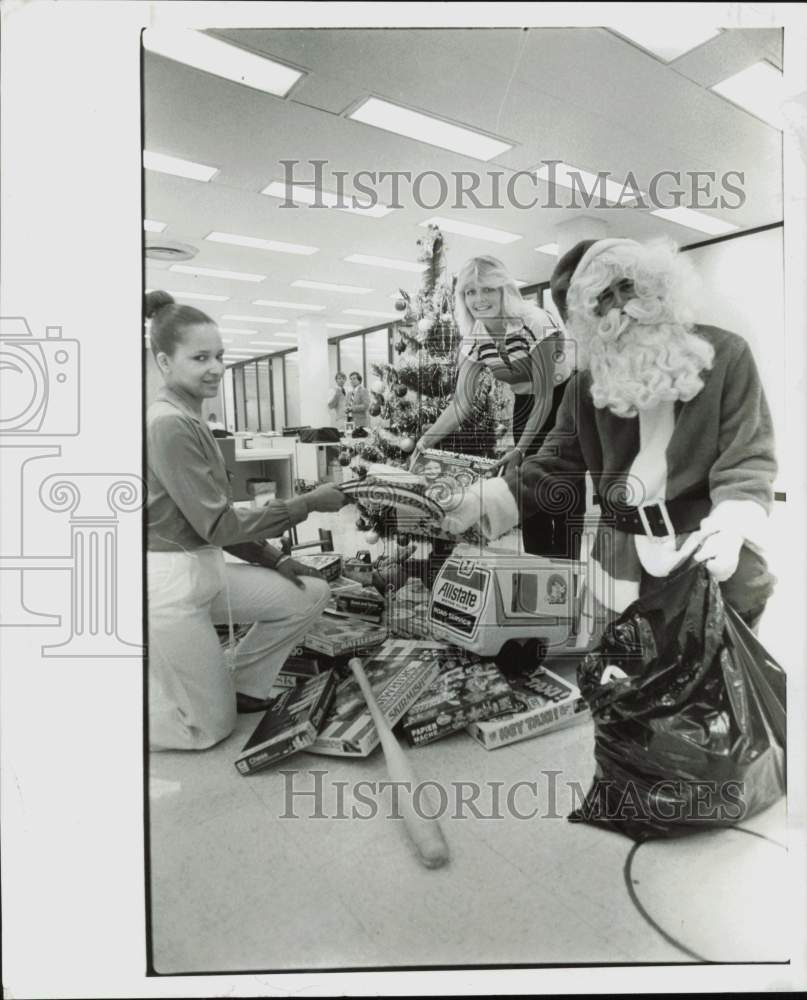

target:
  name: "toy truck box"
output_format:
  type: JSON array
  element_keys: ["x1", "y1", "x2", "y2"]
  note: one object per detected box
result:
[{"x1": 429, "y1": 553, "x2": 582, "y2": 657}]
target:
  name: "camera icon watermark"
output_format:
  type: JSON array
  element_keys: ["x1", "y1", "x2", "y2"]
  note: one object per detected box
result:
[
  {"x1": 0, "y1": 315, "x2": 141, "y2": 655},
  {"x1": 0, "y1": 317, "x2": 80, "y2": 436}
]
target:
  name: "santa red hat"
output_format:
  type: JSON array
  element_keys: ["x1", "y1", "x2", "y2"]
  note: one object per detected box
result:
[{"x1": 550, "y1": 238, "x2": 640, "y2": 321}]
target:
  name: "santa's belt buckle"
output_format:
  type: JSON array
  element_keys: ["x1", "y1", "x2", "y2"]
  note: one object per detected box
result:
[{"x1": 637, "y1": 500, "x2": 675, "y2": 539}]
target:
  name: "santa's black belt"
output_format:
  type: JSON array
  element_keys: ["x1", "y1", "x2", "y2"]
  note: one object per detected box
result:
[{"x1": 595, "y1": 495, "x2": 711, "y2": 538}]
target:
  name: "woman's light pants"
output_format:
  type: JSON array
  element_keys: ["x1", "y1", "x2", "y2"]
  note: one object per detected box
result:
[{"x1": 148, "y1": 548, "x2": 330, "y2": 751}]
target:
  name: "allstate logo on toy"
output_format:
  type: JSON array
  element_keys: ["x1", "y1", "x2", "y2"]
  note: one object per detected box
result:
[
  {"x1": 429, "y1": 554, "x2": 583, "y2": 658},
  {"x1": 430, "y1": 559, "x2": 491, "y2": 639}
]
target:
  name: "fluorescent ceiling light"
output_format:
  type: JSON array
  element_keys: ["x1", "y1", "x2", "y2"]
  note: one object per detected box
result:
[
  {"x1": 348, "y1": 96, "x2": 511, "y2": 161},
  {"x1": 205, "y1": 231, "x2": 318, "y2": 256},
  {"x1": 420, "y1": 217, "x2": 521, "y2": 245},
  {"x1": 513, "y1": 280, "x2": 527, "y2": 288},
  {"x1": 343, "y1": 308, "x2": 399, "y2": 319},
  {"x1": 252, "y1": 299, "x2": 325, "y2": 311},
  {"x1": 167, "y1": 290, "x2": 230, "y2": 302},
  {"x1": 650, "y1": 206, "x2": 739, "y2": 236},
  {"x1": 291, "y1": 279, "x2": 373, "y2": 294},
  {"x1": 326, "y1": 323, "x2": 356, "y2": 330},
  {"x1": 220, "y1": 339, "x2": 233, "y2": 344},
  {"x1": 608, "y1": 25, "x2": 720, "y2": 62},
  {"x1": 143, "y1": 150, "x2": 218, "y2": 182},
  {"x1": 535, "y1": 162, "x2": 644, "y2": 205},
  {"x1": 344, "y1": 253, "x2": 424, "y2": 273},
  {"x1": 143, "y1": 28, "x2": 303, "y2": 97},
  {"x1": 249, "y1": 341, "x2": 289, "y2": 348},
  {"x1": 261, "y1": 180, "x2": 393, "y2": 218},
  {"x1": 144, "y1": 219, "x2": 167, "y2": 233},
  {"x1": 219, "y1": 327, "x2": 257, "y2": 336},
  {"x1": 221, "y1": 314, "x2": 287, "y2": 325},
  {"x1": 535, "y1": 242, "x2": 559, "y2": 256},
  {"x1": 169, "y1": 264, "x2": 265, "y2": 282},
  {"x1": 712, "y1": 61, "x2": 789, "y2": 130}
]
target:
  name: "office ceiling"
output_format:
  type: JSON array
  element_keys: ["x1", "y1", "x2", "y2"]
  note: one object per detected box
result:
[{"x1": 143, "y1": 26, "x2": 783, "y2": 361}]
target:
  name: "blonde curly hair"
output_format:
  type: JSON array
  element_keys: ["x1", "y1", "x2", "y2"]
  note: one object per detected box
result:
[{"x1": 565, "y1": 240, "x2": 714, "y2": 417}]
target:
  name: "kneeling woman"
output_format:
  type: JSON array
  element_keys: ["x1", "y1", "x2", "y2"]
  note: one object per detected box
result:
[{"x1": 146, "y1": 291, "x2": 347, "y2": 751}]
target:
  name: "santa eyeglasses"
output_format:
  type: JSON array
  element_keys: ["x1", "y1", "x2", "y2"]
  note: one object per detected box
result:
[{"x1": 594, "y1": 278, "x2": 636, "y2": 317}]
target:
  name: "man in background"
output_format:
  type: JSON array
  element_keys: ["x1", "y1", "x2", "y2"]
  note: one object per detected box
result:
[
  {"x1": 327, "y1": 372, "x2": 348, "y2": 432},
  {"x1": 347, "y1": 371, "x2": 371, "y2": 431}
]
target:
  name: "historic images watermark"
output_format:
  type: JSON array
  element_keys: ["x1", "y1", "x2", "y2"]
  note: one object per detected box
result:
[
  {"x1": 277, "y1": 159, "x2": 746, "y2": 212},
  {"x1": 278, "y1": 769, "x2": 748, "y2": 824}
]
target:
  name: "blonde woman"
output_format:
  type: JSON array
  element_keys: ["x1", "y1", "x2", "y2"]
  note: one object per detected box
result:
[
  {"x1": 410, "y1": 256, "x2": 580, "y2": 554},
  {"x1": 411, "y1": 255, "x2": 569, "y2": 474}
]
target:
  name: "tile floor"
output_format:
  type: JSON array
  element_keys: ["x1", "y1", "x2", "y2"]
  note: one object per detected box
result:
[{"x1": 148, "y1": 508, "x2": 791, "y2": 975}]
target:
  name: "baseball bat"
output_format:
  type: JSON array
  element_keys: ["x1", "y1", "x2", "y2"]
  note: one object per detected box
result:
[{"x1": 348, "y1": 657, "x2": 450, "y2": 869}]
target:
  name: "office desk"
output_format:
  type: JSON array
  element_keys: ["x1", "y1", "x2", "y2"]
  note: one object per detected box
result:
[{"x1": 216, "y1": 438, "x2": 295, "y2": 501}]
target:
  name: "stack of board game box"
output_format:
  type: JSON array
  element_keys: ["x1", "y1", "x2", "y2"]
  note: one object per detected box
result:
[{"x1": 308, "y1": 640, "x2": 445, "y2": 757}]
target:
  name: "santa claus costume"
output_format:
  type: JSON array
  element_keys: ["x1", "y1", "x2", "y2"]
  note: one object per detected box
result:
[{"x1": 445, "y1": 238, "x2": 777, "y2": 629}]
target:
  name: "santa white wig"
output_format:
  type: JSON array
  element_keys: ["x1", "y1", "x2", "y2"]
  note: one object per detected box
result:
[{"x1": 565, "y1": 238, "x2": 715, "y2": 417}]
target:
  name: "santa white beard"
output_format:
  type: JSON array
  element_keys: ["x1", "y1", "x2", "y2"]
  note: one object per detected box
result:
[{"x1": 576, "y1": 304, "x2": 715, "y2": 417}]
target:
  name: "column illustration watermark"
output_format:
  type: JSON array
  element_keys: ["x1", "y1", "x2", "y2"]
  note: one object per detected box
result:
[{"x1": 0, "y1": 315, "x2": 143, "y2": 656}]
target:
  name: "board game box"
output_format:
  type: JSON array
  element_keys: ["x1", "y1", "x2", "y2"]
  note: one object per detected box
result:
[
  {"x1": 308, "y1": 640, "x2": 444, "y2": 757},
  {"x1": 332, "y1": 585, "x2": 385, "y2": 623},
  {"x1": 294, "y1": 552, "x2": 343, "y2": 582},
  {"x1": 465, "y1": 665, "x2": 590, "y2": 750},
  {"x1": 410, "y1": 447, "x2": 499, "y2": 495},
  {"x1": 302, "y1": 617, "x2": 387, "y2": 658},
  {"x1": 401, "y1": 653, "x2": 520, "y2": 747},
  {"x1": 235, "y1": 670, "x2": 338, "y2": 775},
  {"x1": 270, "y1": 654, "x2": 322, "y2": 690}
]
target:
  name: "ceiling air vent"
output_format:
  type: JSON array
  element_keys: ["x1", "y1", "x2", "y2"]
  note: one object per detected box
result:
[{"x1": 145, "y1": 239, "x2": 199, "y2": 261}]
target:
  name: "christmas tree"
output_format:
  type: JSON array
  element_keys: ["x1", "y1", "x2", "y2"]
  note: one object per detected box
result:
[
  {"x1": 339, "y1": 224, "x2": 496, "y2": 473},
  {"x1": 338, "y1": 225, "x2": 504, "y2": 554}
]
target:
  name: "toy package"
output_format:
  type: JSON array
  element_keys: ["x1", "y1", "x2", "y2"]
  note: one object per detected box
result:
[
  {"x1": 429, "y1": 553, "x2": 582, "y2": 657},
  {"x1": 270, "y1": 654, "x2": 323, "y2": 691},
  {"x1": 465, "y1": 665, "x2": 589, "y2": 750},
  {"x1": 401, "y1": 653, "x2": 519, "y2": 747},
  {"x1": 235, "y1": 670, "x2": 338, "y2": 775},
  {"x1": 302, "y1": 617, "x2": 387, "y2": 658},
  {"x1": 294, "y1": 552, "x2": 343, "y2": 582},
  {"x1": 332, "y1": 586, "x2": 385, "y2": 623},
  {"x1": 308, "y1": 640, "x2": 443, "y2": 757},
  {"x1": 341, "y1": 450, "x2": 495, "y2": 544}
]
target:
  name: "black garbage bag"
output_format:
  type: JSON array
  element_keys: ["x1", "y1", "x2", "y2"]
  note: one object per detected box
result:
[{"x1": 569, "y1": 562, "x2": 786, "y2": 840}]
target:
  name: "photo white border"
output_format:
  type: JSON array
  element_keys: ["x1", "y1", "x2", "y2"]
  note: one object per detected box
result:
[{"x1": 1, "y1": 2, "x2": 805, "y2": 996}]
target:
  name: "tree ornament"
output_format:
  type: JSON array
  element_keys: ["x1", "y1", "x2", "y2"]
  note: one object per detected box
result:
[
  {"x1": 371, "y1": 379, "x2": 386, "y2": 395},
  {"x1": 394, "y1": 339, "x2": 407, "y2": 354},
  {"x1": 394, "y1": 298, "x2": 407, "y2": 312},
  {"x1": 364, "y1": 530, "x2": 380, "y2": 545},
  {"x1": 369, "y1": 403, "x2": 382, "y2": 417},
  {"x1": 395, "y1": 384, "x2": 408, "y2": 398},
  {"x1": 399, "y1": 436, "x2": 415, "y2": 454},
  {"x1": 338, "y1": 453, "x2": 352, "y2": 467}
]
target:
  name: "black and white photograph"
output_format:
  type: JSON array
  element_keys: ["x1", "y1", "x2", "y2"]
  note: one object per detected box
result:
[{"x1": 2, "y1": 2, "x2": 806, "y2": 997}]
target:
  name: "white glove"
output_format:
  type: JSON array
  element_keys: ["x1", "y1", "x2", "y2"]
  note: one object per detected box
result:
[
  {"x1": 440, "y1": 486, "x2": 484, "y2": 535},
  {"x1": 693, "y1": 528, "x2": 743, "y2": 582}
]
